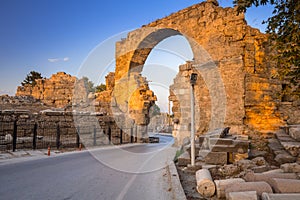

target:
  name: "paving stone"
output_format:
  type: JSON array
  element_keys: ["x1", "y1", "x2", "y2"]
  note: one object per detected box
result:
[
  {"x1": 227, "y1": 191, "x2": 258, "y2": 200},
  {"x1": 262, "y1": 193, "x2": 300, "y2": 200}
]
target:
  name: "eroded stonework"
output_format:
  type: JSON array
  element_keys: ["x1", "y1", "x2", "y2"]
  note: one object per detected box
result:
[
  {"x1": 14, "y1": 1, "x2": 299, "y2": 145},
  {"x1": 16, "y1": 72, "x2": 84, "y2": 108},
  {"x1": 113, "y1": 1, "x2": 299, "y2": 144}
]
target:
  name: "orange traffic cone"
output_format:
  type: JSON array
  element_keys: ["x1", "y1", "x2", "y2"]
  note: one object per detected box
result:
[{"x1": 47, "y1": 146, "x2": 51, "y2": 156}]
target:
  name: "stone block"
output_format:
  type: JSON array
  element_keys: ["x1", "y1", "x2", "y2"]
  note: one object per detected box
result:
[
  {"x1": 204, "y1": 152, "x2": 227, "y2": 165},
  {"x1": 208, "y1": 138, "x2": 233, "y2": 146},
  {"x1": 262, "y1": 193, "x2": 300, "y2": 200},
  {"x1": 211, "y1": 143, "x2": 248, "y2": 153},
  {"x1": 262, "y1": 169, "x2": 284, "y2": 174},
  {"x1": 225, "y1": 182, "x2": 273, "y2": 197},
  {"x1": 227, "y1": 191, "x2": 258, "y2": 200},
  {"x1": 281, "y1": 141, "x2": 300, "y2": 157},
  {"x1": 281, "y1": 163, "x2": 300, "y2": 173},
  {"x1": 251, "y1": 157, "x2": 267, "y2": 166},
  {"x1": 243, "y1": 172, "x2": 298, "y2": 185},
  {"x1": 214, "y1": 178, "x2": 245, "y2": 199},
  {"x1": 268, "y1": 139, "x2": 284, "y2": 152},
  {"x1": 270, "y1": 178, "x2": 300, "y2": 193},
  {"x1": 253, "y1": 165, "x2": 270, "y2": 173},
  {"x1": 177, "y1": 151, "x2": 190, "y2": 166},
  {"x1": 275, "y1": 153, "x2": 296, "y2": 164},
  {"x1": 289, "y1": 127, "x2": 300, "y2": 141},
  {"x1": 228, "y1": 152, "x2": 249, "y2": 163}
]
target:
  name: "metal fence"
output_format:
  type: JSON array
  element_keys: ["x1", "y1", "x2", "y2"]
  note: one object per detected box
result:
[{"x1": 0, "y1": 120, "x2": 137, "y2": 152}]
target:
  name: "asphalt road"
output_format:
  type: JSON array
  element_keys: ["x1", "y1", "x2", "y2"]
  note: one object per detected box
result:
[{"x1": 0, "y1": 135, "x2": 178, "y2": 200}]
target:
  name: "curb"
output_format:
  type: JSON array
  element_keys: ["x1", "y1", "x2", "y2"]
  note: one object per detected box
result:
[
  {"x1": 168, "y1": 161, "x2": 187, "y2": 200},
  {"x1": 0, "y1": 143, "x2": 144, "y2": 166}
]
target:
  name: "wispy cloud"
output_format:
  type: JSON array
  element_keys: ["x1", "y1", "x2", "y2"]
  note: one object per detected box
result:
[
  {"x1": 48, "y1": 57, "x2": 70, "y2": 63},
  {"x1": 48, "y1": 58, "x2": 60, "y2": 63}
]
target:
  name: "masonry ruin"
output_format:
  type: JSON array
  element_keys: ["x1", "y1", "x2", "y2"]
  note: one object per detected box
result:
[
  {"x1": 9, "y1": 0, "x2": 300, "y2": 147},
  {"x1": 112, "y1": 0, "x2": 299, "y2": 145}
]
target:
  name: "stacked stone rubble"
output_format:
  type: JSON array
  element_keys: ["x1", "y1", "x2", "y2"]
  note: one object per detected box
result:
[{"x1": 16, "y1": 72, "x2": 87, "y2": 108}]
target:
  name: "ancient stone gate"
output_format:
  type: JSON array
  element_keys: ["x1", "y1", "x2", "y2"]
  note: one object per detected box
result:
[
  {"x1": 111, "y1": 1, "x2": 299, "y2": 144},
  {"x1": 15, "y1": 1, "x2": 299, "y2": 145}
]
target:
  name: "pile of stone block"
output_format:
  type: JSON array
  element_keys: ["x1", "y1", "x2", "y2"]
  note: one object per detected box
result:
[
  {"x1": 177, "y1": 127, "x2": 249, "y2": 167},
  {"x1": 177, "y1": 126, "x2": 300, "y2": 199},
  {"x1": 268, "y1": 125, "x2": 300, "y2": 165},
  {"x1": 198, "y1": 127, "x2": 249, "y2": 165},
  {"x1": 195, "y1": 163, "x2": 300, "y2": 199}
]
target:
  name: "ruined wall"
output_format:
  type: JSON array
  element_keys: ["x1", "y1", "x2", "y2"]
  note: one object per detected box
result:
[
  {"x1": 0, "y1": 109, "x2": 136, "y2": 151},
  {"x1": 113, "y1": 0, "x2": 298, "y2": 144},
  {"x1": 16, "y1": 72, "x2": 87, "y2": 108}
]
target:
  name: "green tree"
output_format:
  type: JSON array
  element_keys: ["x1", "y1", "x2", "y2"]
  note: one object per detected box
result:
[
  {"x1": 21, "y1": 71, "x2": 43, "y2": 86},
  {"x1": 149, "y1": 104, "x2": 161, "y2": 117},
  {"x1": 234, "y1": 0, "x2": 300, "y2": 96},
  {"x1": 95, "y1": 83, "x2": 106, "y2": 92},
  {"x1": 82, "y1": 76, "x2": 95, "y2": 93}
]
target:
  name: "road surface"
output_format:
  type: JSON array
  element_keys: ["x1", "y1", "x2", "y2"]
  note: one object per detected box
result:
[{"x1": 0, "y1": 134, "x2": 181, "y2": 200}]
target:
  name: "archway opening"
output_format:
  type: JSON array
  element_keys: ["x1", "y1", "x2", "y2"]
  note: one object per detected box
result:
[{"x1": 141, "y1": 35, "x2": 193, "y2": 133}]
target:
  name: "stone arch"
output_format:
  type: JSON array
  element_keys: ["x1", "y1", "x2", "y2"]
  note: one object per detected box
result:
[
  {"x1": 113, "y1": 26, "x2": 227, "y2": 143},
  {"x1": 111, "y1": 1, "x2": 285, "y2": 145}
]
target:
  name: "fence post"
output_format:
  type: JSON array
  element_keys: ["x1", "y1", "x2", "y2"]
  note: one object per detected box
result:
[
  {"x1": 120, "y1": 128, "x2": 123, "y2": 144},
  {"x1": 108, "y1": 127, "x2": 111, "y2": 144},
  {"x1": 32, "y1": 123, "x2": 37, "y2": 150},
  {"x1": 93, "y1": 127, "x2": 97, "y2": 146},
  {"x1": 130, "y1": 128, "x2": 134, "y2": 143},
  {"x1": 76, "y1": 126, "x2": 80, "y2": 148},
  {"x1": 135, "y1": 125, "x2": 138, "y2": 143},
  {"x1": 56, "y1": 123, "x2": 60, "y2": 149},
  {"x1": 12, "y1": 120, "x2": 17, "y2": 152}
]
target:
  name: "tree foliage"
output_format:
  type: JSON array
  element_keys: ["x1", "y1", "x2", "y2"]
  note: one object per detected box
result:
[
  {"x1": 82, "y1": 77, "x2": 106, "y2": 93},
  {"x1": 82, "y1": 76, "x2": 95, "y2": 93},
  {"x1": 21, "y1": 71, "x2": 43, "y2": 86},
  {"x1": 149, "y1": 104, "x2": 161, "y2": 117},
  {"x1": 234, "y1": 0, "x2": 300, "y2": 95},
  {"x1": 95, "y1": 83, "x2": 106, "y2": 93}
]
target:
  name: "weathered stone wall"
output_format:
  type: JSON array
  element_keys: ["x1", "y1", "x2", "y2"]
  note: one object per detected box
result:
[
  {"x1": 113, "y1": 0, "x2": 298, "y2": 144},
  {"x1": 12, "y1": 1, "x2": 299, "y2": 145},
  {"x1": 16, "y1": 72, "x2": 87, "y2": 108},
  {"x1": 0, "y1": 109, "x2": 136, "y2": 151}
]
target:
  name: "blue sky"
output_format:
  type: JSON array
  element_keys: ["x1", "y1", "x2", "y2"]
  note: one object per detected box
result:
[{"x1": 0, "y1": 0, "x2": 274, "y2": 102}]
